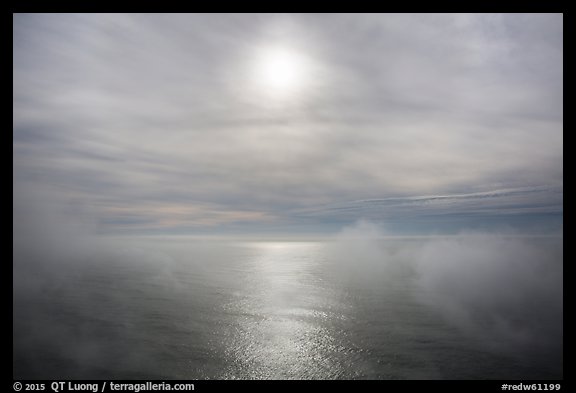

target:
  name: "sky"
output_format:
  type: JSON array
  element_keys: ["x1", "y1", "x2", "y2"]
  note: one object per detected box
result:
[{"x1": 13, "y1": 13, "x2": 563, "y2": 236}]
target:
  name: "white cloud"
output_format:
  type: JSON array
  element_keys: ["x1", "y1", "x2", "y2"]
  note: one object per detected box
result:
[{"x1": 13, "y1": 13, "x2": 562, "y2": 233}]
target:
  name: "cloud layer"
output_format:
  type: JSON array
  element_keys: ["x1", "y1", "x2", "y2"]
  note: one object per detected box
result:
[{"x1": 13, "y1": 13, "x2": 562, "y2": 234}]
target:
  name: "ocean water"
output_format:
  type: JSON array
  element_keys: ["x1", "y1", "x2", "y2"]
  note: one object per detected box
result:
[{"x1": 13, "y1": 237, "x2": 563, "y2": 380}]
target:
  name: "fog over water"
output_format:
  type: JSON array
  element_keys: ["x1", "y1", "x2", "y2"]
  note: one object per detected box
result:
[{"x1": 13, "y1": 219, "x2": 562, "y2": 379}]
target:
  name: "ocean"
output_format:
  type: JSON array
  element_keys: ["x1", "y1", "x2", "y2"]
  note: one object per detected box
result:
[{"x1": 13, "y1": 237, "x2": 563, "y2": 380}]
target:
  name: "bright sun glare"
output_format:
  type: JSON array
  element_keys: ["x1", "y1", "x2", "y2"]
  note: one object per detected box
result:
[{"x1": 254, "y1": 46, "x2": 307, "y2": 99}]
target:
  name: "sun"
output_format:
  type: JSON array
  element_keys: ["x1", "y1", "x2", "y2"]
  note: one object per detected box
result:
[
  {"x1": 253, "y1": 46, "x2": 308, "y2": 100},
  {"x1": 258, "y1": 48, "x2": 303, "y2": 91}
]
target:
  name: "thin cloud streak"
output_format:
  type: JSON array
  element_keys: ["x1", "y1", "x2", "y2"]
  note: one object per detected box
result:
[{"x1": 297, "y1": 186, "x2": 562, "y2": 216}]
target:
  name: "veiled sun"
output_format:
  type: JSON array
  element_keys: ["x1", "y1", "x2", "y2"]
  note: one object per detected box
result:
[{"x1": 254, "y1": 46, "x2": 307, "y2": 98}]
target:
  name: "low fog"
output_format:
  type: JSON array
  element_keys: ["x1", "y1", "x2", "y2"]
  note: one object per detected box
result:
[
  {"x1": 13, "y1": 206, "x2": 563, "y2": 378},
  {"x1": 325, "y1": 221, "x2": 562, "y2": 357},
  {"x1": 415, "y1": 232, "x2": 562, "y2": 357}
]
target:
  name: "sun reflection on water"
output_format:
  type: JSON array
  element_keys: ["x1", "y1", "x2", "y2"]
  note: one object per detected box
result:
[{"x1": 218, "y1": 242, "x2": 353, "y2": 379}]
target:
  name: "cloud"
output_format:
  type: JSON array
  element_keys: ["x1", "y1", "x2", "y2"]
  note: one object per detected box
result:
[
  {"x1": 296, "y1": 186, "x2": 562, "y2": 217},
  {"x1": 290, "y1": 186, "x2": 562, "y2": 235},
  {"x1": 13, "y1": 13, "x2": 562, "y2": 234}
]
